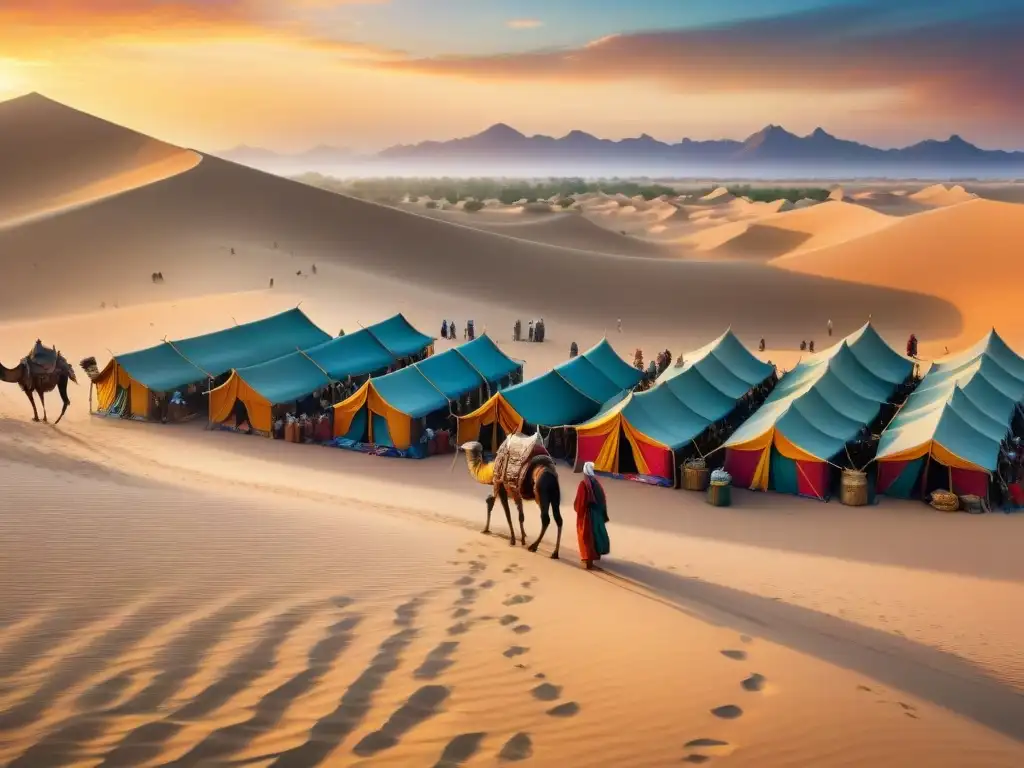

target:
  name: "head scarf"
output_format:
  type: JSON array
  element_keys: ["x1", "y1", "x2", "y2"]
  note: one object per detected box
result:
[{"x1": 583, "y1": 462, "x2": 595, "y2": 477}]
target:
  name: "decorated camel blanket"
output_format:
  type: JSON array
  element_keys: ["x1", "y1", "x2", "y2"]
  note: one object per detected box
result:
[{"x1": 493, "y1": 433, "x2": 548, "y2": 496}]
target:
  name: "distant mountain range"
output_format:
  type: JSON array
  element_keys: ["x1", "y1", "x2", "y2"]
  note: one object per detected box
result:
[{"x1": 218, "y1": 124, "x2": 1024, "y2": 176}]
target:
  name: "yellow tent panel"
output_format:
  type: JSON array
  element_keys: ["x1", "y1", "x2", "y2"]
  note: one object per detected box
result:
[
  {"x1": 209, "y1": 371, "x2": 274, "y2": 434},
  {"x1": 331, "y1": 381, "x2": 423, "y2": 451},
  {"x1": 456, "y1": 394, "x2": 524, "y2": 451}
]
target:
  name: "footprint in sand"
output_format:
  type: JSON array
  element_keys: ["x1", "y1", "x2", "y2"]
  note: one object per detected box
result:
[
  {"x1": 453, "y1": 576, "x2": 475, "y2": 586},
  {"x1": 452, "y1": 608, "x2": 471, "y2": 619},
  {"x1": 741, "y1": 674, "x2": 766, "y2": 692},
  {"x1": 330, "y1": 595, "x2": 354, "y2": 609},
  {"x1": 720, "y1": 650, "x2": 747, "y2": 661},
  {"x1": 512, "y1": 625, "x2": 531, "y2": 635},
  {"x1": 395, "y1": 598, "x2": 423, "y2": 627},
  {"x1": 503, "y1": 646, "x2": 529, "y2": 658},
  {"x1": 531, "y1": 683, "x2": 562, "y2": 701},
  {"x1": 503, "y1": 595, "x2": 533, "y2": 607},
  {"x1": 547, "y1": 702, "x2": 580, "y2": 717},
  {"x1": 447, "y1": 621, "x2": 473, "y2": 636},
  {"x1": 711, "y1": 705, "x2": 743, "y2": 719},
  {"x1": 433, "y1": 732, "x2": 486, "y2": 768},
  {"x1": 534, "y1": 672, "x2": 546, "y2": 679},
  {"x1": 454, "y1": 588, "x2": 478, "y2": 607},
  {"x1": 740, "y1": 634, "x2": 753, "y2": 644},
  {"x1": 353, "y1": 685, "x2": 451, "y2": 756},
  {"x1": 479, "y1": 579, "x2": 495, "y2": 589},
  {"x1": 683, "y1": 738, "x2": 732, "y2": 761},
  {"x1": 498, "y1": 733, "x2": 533, "y2": 761},
  {"x1": 468, "y1": 560, "x2": 487, "y2": 573},
  {"x1": 415, "y1": 642, "x2": 459, "y2": 680},
  {"x1": 499, "y1": 615, "x2": 518, "y2": 626}
]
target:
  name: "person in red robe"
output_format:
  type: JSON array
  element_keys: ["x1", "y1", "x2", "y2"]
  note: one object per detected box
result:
[{"x1": 573, "y1": 462, "x2": 611, "y2": 570}]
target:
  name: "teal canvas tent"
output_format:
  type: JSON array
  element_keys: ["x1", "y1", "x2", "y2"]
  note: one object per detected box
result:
[
  {"x1": 574, "y1": 329, "x2": 776, "y2": 483},
  {"x1": 875, "y1": 329, "x2": 1024, "y2": 501},
  {"x1": 332, "y1": 336, "x2": 522, "y2": 454}
]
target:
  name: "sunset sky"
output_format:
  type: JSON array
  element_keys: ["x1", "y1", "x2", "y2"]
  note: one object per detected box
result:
[{"x1": 0, "y1": 0, "x2": 1021, "y2": 153}]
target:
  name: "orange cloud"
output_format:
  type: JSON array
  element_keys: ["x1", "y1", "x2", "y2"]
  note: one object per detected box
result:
[
  {"x1": 0, "y1": 0, "x2": 399, "y2": 59},
  {"x1": 506, "y1": 19, "x2": 543, "y2": 30},
  {"x1": 375, "y1": 7, "x2": 1024, "y2": 124}
]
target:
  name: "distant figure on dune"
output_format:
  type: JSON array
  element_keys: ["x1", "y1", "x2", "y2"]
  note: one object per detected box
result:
[
  {"x1": 574, "y1": 462, "x2": 610, "y2": 570},
  {"x1": 809, "y1": 340, "x2": 815, "y2": 353},
  {"x1": 230, "y1": 247, "x2": 235, "y2": 255},
  {"x1": 269, "y1": 278, "x2": 274, "y2": 288},
  {"x1": 617, "y1": 318, "x2": 622, "y2": 333},
  {"x1": 759, "y1": 338, "x2": 766, "y2": 352},
  {"x1": 312, "y1": 263, "x2": 317, "y2": 275},
  {"x1": 513, "y1": 319, "x2": 522, "y2": 342},
  {"x1": 528, "y1": 321, "x2": 535, "y2": 342},
  {"x1": 907, "y1": 334, "x2": 919, "y2": 358},
  {"x1": 827, "y1": 318, "x2": 833, "y2": 337},
  {"x1": 800, "y1": 340, "x2": 807, "y2": 351},
  {"x1": 441, "y1": 319, "x2": 448, "y2": 339},
  {"x1": 570, "y1": 341, "x2": 578, "y2": 358},
  {"x1": 338, "y1": 328, "x2": 345, "y2": 337}
]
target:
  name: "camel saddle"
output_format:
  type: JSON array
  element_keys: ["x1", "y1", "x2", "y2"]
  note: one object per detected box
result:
[
  {"x1": 23, "y1": 340, "x2": 66, "y2": 377},
  {"x1": 493, "y1": 433, "x2": 550, "y2": 499}
]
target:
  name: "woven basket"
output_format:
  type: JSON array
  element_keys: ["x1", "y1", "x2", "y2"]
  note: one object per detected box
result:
[
  {"x1": 929, "y1": 490, "x2": 959, "y2": 512},
  {"x1": 707, "y1": 480, "x2": 731, "y2": 507},
  {"x1": 840, "y1": 469, "x2": 868, "y2": 507},
  {"x1": 683, "y1": 465, "x2": 710, "y2": 492}
]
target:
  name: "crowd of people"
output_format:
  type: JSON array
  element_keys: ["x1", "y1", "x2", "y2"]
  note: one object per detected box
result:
[
  {"x1": 513, "y1": 319, "x2": 546, "y2": 343},
  {"x1": 438, "y1": 319, "x2": 480, "y2": 341}
]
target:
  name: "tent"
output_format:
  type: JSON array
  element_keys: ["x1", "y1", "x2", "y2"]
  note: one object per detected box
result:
[
  {"x1": 875, "y1": 330, "x2": 1024, "y2": 499},
  {"x1": 457, "y1": 339, "x2": 641, "y2": 450},
  {"x1": 575, "y1": 330, "x2": 775, "y2": 483},
  {"x1": 92, "y1": 308, "x2": 331, "y2": 419},
  {"x1": 722, "y1": 324, "x2": 913, "y2": 499},
  {"x1": 208, "y1": 314, "x2": 434, "y2": 433},
  {"x1": 332, "y1": 337, "x2": 522, "y2": 452}
]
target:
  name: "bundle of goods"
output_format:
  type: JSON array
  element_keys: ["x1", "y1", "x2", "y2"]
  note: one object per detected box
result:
[
  {"x1": 958, "y1": 494, "x2": 986, "y2": 515},
  {"x1": 313, "y1": 413, "x2": 332, "y2": 443},
  {"x1": 929, "y1": 489, "x2": 959, "y2": 512},
  {"x1": 840, "y1": 469, "x2": 869, "y2": 507},
  {"x1": 284, "y1": 415, "x2": 301, "y2": 443},
  {"x1": 707, "y1": 469, "x2": 732, "y2": 507},
  {"x1": 682, "y1": 457, "x2": 710, "y2": 492},
  {"x1": 435, "y1": 429, "x2": 451, "y2": 454}
]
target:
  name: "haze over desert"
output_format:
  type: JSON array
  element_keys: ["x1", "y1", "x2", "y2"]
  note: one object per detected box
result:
[{"x1": 3, "y1": 31, "x2": 1024, "y2": 766}]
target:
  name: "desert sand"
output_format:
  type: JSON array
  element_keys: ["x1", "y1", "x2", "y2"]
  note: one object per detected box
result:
[{"x1": 2, "y1": 93, "x2": 1024, "y2": 766}]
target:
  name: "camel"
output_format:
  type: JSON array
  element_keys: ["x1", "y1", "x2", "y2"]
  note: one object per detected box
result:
[
  {"x1": 460, "y1": 435, "x2": 563, "y2": 558},
  {"x1": 1, "y1": 341, "x2": 77, "y2": 424}
]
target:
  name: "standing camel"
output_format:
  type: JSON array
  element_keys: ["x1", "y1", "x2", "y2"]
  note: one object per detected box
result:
[
  {"x1": 1, "y1": 341, "x2": 77, "y2": 424},
  {"x1": 461, "y1": 436, "x2": 563, "y2": 558}
]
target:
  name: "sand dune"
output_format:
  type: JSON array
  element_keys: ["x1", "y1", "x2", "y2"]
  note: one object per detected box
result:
[
  {"x1": 0, "y1": 93, "x2": 199, "y2": 228},
  {"x1": 698, "y1": 186, "x2": 737, "y2": 204},
  {"x1": 0, "y1": 99, "x2": 952, "y2": 340},
  {"x1": 909, "y1": 183, "x2": 978, "y2": 207},
  {"x1": 677, "y1": 200, "x2": 896, "y2": 260},
  {"x1": 402, "y1": 206, "x2": 673, "y2": 257},
  {"x1": 775, "y1": 198, "x2": 1024, "y2": 347}
]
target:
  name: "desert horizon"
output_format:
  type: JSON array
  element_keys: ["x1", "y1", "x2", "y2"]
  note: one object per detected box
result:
[{"x1": 3, "y1": 65, "x2": 1024, "y2": 768}]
